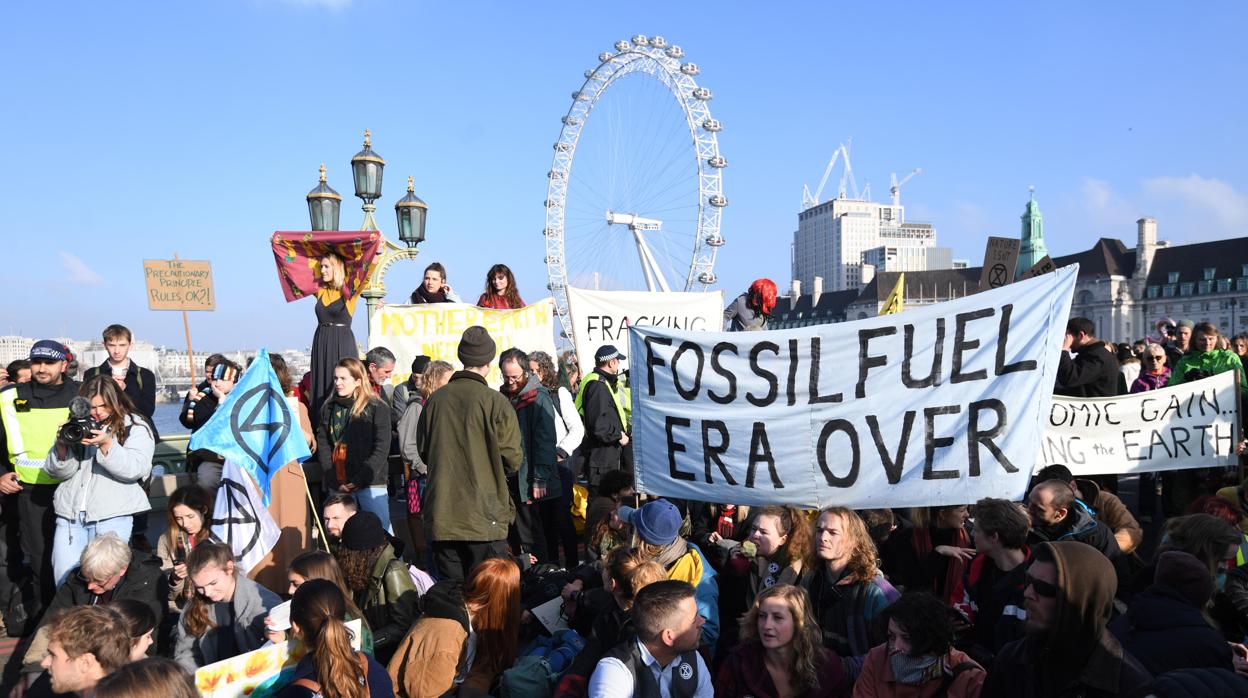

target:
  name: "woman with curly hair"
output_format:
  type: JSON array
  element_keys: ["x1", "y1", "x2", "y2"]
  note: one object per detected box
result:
[
  {"x1": 801, "y1": 508, "x2": 898, "y2": 672},
  {"x1": 333, "y1": 513, "x2": 419, "y2": 663},
  {"x1": 854, "y1": 592, "x2": 985, "y2": 697},
  {"x1": 476, "y1": 263, "x2": 524, "y2": 309},
  {"x1": 718, "y1": 584, "x2": 850, "y2": 698}
]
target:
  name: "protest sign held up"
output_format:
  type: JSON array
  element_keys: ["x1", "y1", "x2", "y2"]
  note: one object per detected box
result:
[
  {"x1": 566, "y1": 286, "x2": 724, "y2": 376},
  {"x1": 1040, "y1": 371, "x2": 1239, "y2": 475},
  {"x1": 628, "y1": 265, "x2": 1078, "y2": 510},
  {"x1": 369, "y1": 299, "x2": 557, "y2": 387}
]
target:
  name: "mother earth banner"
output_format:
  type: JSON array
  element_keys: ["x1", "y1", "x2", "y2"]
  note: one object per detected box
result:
[{"x1": 628, "y1": 265, "x2": 1078, "y2": 509}]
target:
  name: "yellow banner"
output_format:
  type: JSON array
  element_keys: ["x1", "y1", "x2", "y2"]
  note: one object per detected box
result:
[{"x1": 368, "y1": 299, "x2": 558, "y2": 387}]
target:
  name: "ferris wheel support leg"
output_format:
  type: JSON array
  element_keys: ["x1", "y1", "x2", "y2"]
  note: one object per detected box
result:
[{"x1": 632, "y1": 229, "x2": 672, "y2": 293}]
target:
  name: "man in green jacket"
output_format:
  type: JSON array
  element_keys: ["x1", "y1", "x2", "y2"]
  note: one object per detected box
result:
[
  {"x1": 1168, "y1": 321, "x2": 1247, "y2": 396},
  {"x1": 417, "y1": 326, "x2": 524, "y2": 582}
]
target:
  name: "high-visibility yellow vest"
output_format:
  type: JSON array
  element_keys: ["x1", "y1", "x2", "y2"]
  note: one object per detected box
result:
[
  {"x1": 575, "y1": 371, "x2": 628, "y2": 429},
  {"x1": 0, "y1": 387, "x2": 68, "y2": 485}
]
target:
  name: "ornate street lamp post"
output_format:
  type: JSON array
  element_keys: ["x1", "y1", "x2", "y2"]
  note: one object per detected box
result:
[{"x1": 307, "y1": 130, "x2": 428, "y2": 334}]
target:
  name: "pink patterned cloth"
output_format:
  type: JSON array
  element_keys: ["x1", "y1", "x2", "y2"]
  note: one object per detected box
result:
[{"x1": 270, "y1": 231, "x2": 382, "y2": 303}]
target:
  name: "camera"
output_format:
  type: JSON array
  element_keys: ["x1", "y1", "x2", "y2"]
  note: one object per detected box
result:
[{"x1": 58, "y1": 415, "x2": 102, "y2": 444}]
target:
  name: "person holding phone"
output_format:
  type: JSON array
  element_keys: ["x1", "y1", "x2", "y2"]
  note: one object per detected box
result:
[{"x1": 156, "y1": 484, "x2": 221, "y2": 612}]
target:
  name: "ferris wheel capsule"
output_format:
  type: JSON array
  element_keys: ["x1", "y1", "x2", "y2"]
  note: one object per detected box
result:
[
  {"x1": 548, "y1": 171, "x2": 565, "y2": 180},
  {"x1": 692, "y1": 87, "x2": 712, "y2": 100},
  {"x1": 665, "y1": 45, "x2": 683, "y2": 58},
  {"x1": 544, "y1": 199, "x2": 562, "y2": 208},
  {"x1": 651, "y1": 36, "x2": 667, "y2": 48},
  {"x1": 584, "y1": 69, "x2": 597, "y2": 78},
  {"x1": 631, "y1": 35, "x2": 649, "y2": 46},
  {"x1": 702, "y1": 119, "x2": 722, "y2": 132},
  {"x1": 554, "y1": 142, "x2": 572, "y2": 152},
  {"x1": 562, "y1": 115, "x2": 581, "y2": 126},
  {"x1": 707, "y1": 155, "x2": 727, "y2": 168},
  {"x1": 706, "y1": 234, "x2": 726, "y2": 247},
  {"x1": 709, "y1": 194, "x2": 728, "y2": 207},
  {"x1": 598, "y1": 52, "x2": 612, "y2": 63},
  {"x1": 698, "y1": 271, "x2": 718, "y2": 285},
  {"x1": 614, "y1": 40, "x2": 630, "y2": 51},
  {"x1": 680, "y1": 63, "x2": 700, "y2": 76}
]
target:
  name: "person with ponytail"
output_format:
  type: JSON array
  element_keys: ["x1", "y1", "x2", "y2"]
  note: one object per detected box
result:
[
  {"x1": 387, "y1": 557, "x2": 521, "y2": 697},
  {"x1": 278, "y1": 579, "x2": 394, "y2": 698},
  {"x1": 173, "y1": 542, "x2": 281, "y2": 671},
  {"x1": 266, "y1": 551, "x2": 374, "y2": 656}
]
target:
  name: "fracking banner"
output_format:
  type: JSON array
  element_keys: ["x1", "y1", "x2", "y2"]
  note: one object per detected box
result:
[
  {"x1": 369, "y1": 300, "x2": 557, "y2": 387},
  {"x1": 627, "y1": 265, "x2": 1078, "y2": 509},
  {"x1": 567, "y1": 287, "x2": 724, "y2": 376},
  {"x1": 1039, "y1": 371, "x2": 1238, "y2": 475}
]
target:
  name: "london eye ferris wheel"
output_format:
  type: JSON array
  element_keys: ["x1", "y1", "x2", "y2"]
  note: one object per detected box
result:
[{"x1": 543, "y1": 34, "x2": 727, "y2": 341}]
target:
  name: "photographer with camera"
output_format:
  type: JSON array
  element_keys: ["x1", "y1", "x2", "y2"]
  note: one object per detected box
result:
[
  {"x1": 44, "y1": 375, "x2": 155, "y2": 587},
  {"x1": 0, "y1": 340, "x2": 81, "y2": 606},
  {"x1": 178, "y1": 354, "x2": 240, "y2": 492}
]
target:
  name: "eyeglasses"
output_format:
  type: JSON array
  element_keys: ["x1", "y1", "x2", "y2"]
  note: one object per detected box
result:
[
  {"x1": 1025, "y1": 573, "x2": 1059, "y2": 598},
  {"x1": 1146, "y1": 356, "x2": 1166, "y2": 362}
]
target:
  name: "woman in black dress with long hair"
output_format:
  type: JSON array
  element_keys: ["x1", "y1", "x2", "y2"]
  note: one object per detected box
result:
[{"x1": 310, "y1": 251, "x2": 360, "y2": 417}]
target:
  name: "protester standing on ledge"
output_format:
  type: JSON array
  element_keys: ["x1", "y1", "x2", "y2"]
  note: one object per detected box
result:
[
  {"x1": 477, "y1": 263, "x2": 525, "y2": 309},
  {"x1": 723, "y1": 278, "x2": 778, "y2": 332},
  {"x1": 409, "y1": 261, "x2": 460, "y2": 304}
]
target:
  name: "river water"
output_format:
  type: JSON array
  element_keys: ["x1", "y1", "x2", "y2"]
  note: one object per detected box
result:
[{"x1": 153, "y1": 402, "x2": 189, "y2": 436}]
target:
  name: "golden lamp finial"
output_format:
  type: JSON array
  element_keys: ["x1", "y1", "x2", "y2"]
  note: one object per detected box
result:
[
  {"x1": 363, "y1": 129, "x2": 371, "y2": 147},
  {"x1": 318, "y1": 164, "x2": 327, "y2": 183},
  {"x1": 407, "y1": 176, "x2": 414, "y2": 193}
]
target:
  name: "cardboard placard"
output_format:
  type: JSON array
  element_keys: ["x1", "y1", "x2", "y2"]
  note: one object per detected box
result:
[
  {"x1": 978, "y1": 237, "x2": 1020, "y2": 291},
  {"x1": 144, "y1": 258, "x2": 215, "y2": 310}
]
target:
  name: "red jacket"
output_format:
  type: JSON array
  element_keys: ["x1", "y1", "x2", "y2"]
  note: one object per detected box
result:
[
  {"x1": 716, "y1": 642, "x2": 850, "y2": 698},
  {"x1": 853, "y1": 646, "x2": 984, "y2": 698}
]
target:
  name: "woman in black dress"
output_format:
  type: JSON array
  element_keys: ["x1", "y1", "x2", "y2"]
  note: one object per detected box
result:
[{"x1": 310, "y1": 252, "x2": 360, "y2": 417}]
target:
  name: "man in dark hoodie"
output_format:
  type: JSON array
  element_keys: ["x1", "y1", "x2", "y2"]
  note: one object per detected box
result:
[
  {"x1": 1026, "y1": 480, "x2": 1120, "y2": 560},
  {"x1": 1055, "y1": 317, "x2": 1120, "y2": 398},
  {"x1": 1109, "y1": 550, "x2": 1233, "y2": 676},
  {"x1": 498, "y1": 347, "x2": 560, "y2": 563},
  {"x1": 983, "y1": 541, "x2": 1151, "y2": 697}
]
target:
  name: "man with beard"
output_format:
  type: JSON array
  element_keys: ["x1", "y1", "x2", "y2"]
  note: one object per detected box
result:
[
  {"x1": 982, "y1": 541, "x2": 1151, "y2": 697},
  {"x1": 498, "y1": 347, "x2": 560, "y2": 563},
  {"x1": 1026, "y1": 481, "x2": 1119, "y2": 560},
  {"x1": 1055, "y1": 317, "x2": 1120, "y2": 398}
]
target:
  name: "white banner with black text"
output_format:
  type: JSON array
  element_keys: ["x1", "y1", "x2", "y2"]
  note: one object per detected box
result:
[
  {"x1": 567, "y1": 287, "x2": 724, "y2": 377},
  {"x1": 627, "y1": 265, "x2": 1078, "y2": 509}
]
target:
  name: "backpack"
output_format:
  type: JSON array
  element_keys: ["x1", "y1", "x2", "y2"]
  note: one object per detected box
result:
[
  {"x1": 3, "y1": 572, "x2": 41, "y2": 637},
  {"x1": 501, "y1": 630, "x2": 586, "y2": 698}
]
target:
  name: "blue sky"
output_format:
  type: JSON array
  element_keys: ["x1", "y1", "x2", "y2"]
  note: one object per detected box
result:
[{"x1": 2, "y1": 1, "x2": 1246, "y2": 350}]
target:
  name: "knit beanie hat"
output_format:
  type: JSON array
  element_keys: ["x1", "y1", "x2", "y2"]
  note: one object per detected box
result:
[
  {"x1": 1155, "y1": 550, "x2": 1215, "y2": 608},
  {"x1": 457, "y1": 326, "x2": 497, "y2": 367},
  {"x1": 340, "y1": 512, "x2": 388, "y2": 551},
  {"x1": 619, "y1": 499, "x2": 682, "y2": 547}
]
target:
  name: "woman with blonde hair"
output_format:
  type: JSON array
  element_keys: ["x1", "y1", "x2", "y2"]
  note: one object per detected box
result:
[
  {"x1": 45, "y1": 374, "x2": 155, "y2": 586},
  {"x1": 801, "y1": 508, "x2": 898, "y2": 667},
  {"x1": 315, "y1": 357, "x2": 393, "y2": 532},
  {"x1": 718, "y1": 584, "x2": 850, "y2": 698},
  {"x1": 277, "y1": 579, "x2": 394, "y2": 698},
  {"x1": 310, "y1": 250, "x2": 365, "y2": 415},
  {"x1": 173, "y1": 542, "x2": 281, "y2": 671},
  {"x1": 93, "y1": 657, "x2": 199, "y2": 698},
  {"x1": 388, "y1": 557, "x2": 521, "y2": 696}
]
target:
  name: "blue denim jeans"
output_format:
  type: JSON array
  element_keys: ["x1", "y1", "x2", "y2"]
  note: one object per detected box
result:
[
  {"x1": 52, "y1": 512, "x2": 134, "y2": 587},
  {"x1": 355, "y1": 486, "x2": 394, "y2": 535}
]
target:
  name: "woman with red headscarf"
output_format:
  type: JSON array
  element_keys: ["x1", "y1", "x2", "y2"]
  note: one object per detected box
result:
[{"x1": 724, "y1": 278, "x2": 777, "y2": 332}]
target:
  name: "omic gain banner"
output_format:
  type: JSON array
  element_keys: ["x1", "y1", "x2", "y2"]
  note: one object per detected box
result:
[{"x1": 628, "y1": 266, "x2": 1078, "y2": 510}]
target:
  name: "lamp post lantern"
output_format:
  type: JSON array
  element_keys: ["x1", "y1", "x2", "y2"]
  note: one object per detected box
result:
[
  {"x1": 306, "y1": 164, "x2": 342, "y2": 232},
  {"x1": 394, "y1": 176, "x2": 428, "y2": 247}
]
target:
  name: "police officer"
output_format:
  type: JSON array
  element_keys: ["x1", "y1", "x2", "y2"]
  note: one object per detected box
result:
[
  {"x1": 0, "y1": 340, "x2": 80, "y2": 605},
  {"x1": 576, "y1": 344, "x2": 632, "y2": 494}
]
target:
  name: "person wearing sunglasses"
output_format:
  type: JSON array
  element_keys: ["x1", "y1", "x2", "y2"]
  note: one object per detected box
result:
[
  {"x1": 1129, "y1": 344, "x2": 1170, "y2": 393},
  {"x1": 981, "y1": 541, "x2": 1151, "y2": 698}
]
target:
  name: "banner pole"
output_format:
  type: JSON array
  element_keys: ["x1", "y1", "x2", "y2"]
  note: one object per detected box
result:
[
  {"x1": 173, "y1": 253, "x2": 196, "y2": 385},
  {"x1": 300, "y1": 466, "x2": 330, "y2": 552}
]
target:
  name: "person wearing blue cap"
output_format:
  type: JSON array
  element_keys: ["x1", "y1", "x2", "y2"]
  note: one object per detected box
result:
[
  {"x1": 620, "y1": 498, "x2": 720, "y2": 652},
  {"x1": 0, "y1": 339, "x2": 81, "y2": 606},
  {"x1": 575, "y1": 344, "x2": 631, "y2": 492}
]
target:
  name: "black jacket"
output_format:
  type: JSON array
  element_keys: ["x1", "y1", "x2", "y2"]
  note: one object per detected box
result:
[
  {"x1": 0, "y1": 379, "x2": 80, "y2": 475},
  {"x1": 179, "y1": 388, "x2": 219, "y2": 431},
  {"x1": 1108, "y1": 584, "x2": 1233, "y2": 676},
  {"x1": 83, "y1": 360, "x2": 157, "y2": 420},
  {"x1": 1056, "y1": 342, "x2": 1120, "y2": 397},
  {"x1": 316, "y1": 397, "x2": 392, "y2": 490},
  {"x1": 578, "y1": 369, "x2": 630, "y2": 485},
  {"x1": 1145, "y1": 668, "x2": 1248, "y2": 698},
  {"x1": 1028, "y1": 505, "x2": 1121, "y2": 560}
]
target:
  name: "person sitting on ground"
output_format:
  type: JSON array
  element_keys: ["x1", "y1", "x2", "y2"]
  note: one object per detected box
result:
[
  {"x1": 322, "y1": 492, "x2": 358, "y2": 552},
  {"x1": 173, "y1": 542, "x2": 281, "y2": 672},
  {"x1": 92, "y1": 657, "x2": 199, "y2": 698},
  {"x1": 334, "y1": 512, "x2": 419, "y2": 663},
  {"x1": 955, "y1": 498, "x2": 1030, "y2": 664},
  {"x1": 800, "y1": 507, "x2": 898, "y2": 675},
  {"x1": 20, "y1": 533, "x2": 165, "y2": 685},
  {"x1": 557, "y1": 548, "x2": 669, "y2": 698},
  {"x1": 269, "y1": 550, "x2": 374, "y2": 656},
  {"x1": 44, "y1": 375, "x2": 156, "y2": 587},
  {"x1": 589, "y1": 580, "x2": 713, "y2": 698},
  {"x1": 1213, "y1": 481, "x2": 1248, "y2": 533},
  {"x1": 1034, "y1": 464, "x2": 1142, "y2": 555},
  {"x1": 110, "y1": 598, "x2": 158, "y2": 662},
  {"x1": 690, "y1": 502, "x2": 756, "y2": 571},
  {"x1": 622, "y1": 499, "x2": 720, "y2": 651},
  {"x1": 584, "y1": 470, "x2": 635, "y2": 551},
  {"x1": 885, "y1": 505, "x2": 974, "y2": 603},
  {"x1": 1026, "y1": 480, "x2": 1119, "y2": 559},
  {"x1": 982, "y1": 541, "x2": 1151, "y2": 698},
  {"x1": 1109, "y1": 550, "x2": 1233, "y2": 676},
  {"x1": 854, "y1": 592, "x2": 985, "y2": 698},
  {"x1": 387, "y1": 557, "x2": 521, "y2": 697},
  {"x1": 1186, "y1": 495, "x2": 1248, "y2": 566},
  {"x1": 38, "y1": 606, "x2": 132, "y2": 698},
  {"x1": 718, "y1": 584, "x2": 851, "y2": 698},
  {"x1": 745, "y1": 507, "x2": 811, "y2": 607},
  {"x1": 156, "y1": 484, "x2": 221, "y2": 612},
  {"x1": 276, "y1": 579, "x2": 395, "y2": 698}
]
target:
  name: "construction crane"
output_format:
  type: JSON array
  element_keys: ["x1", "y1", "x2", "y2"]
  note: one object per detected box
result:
[
  {"x1": 801, "y1": 140, "x2": 859, "y2": 211},
  {"x1": 889, "y1": 168, "x2": 922, "y2": 207}
]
